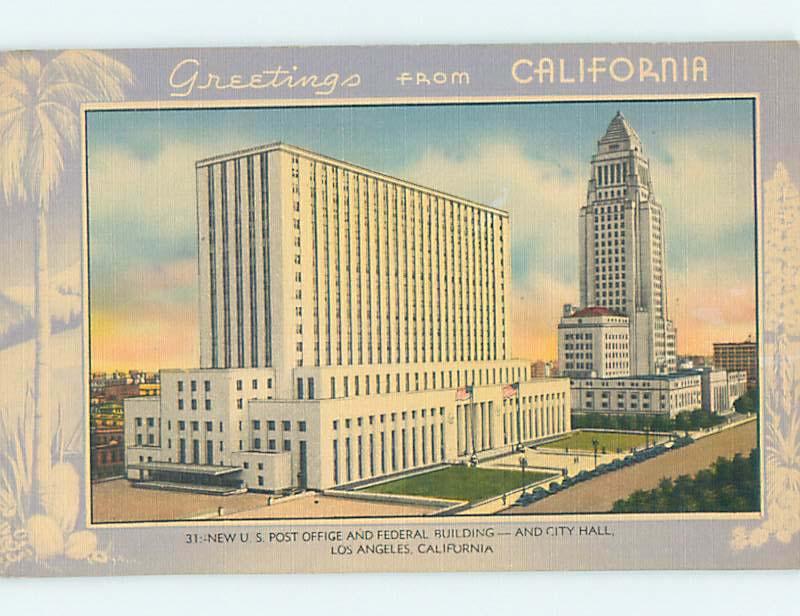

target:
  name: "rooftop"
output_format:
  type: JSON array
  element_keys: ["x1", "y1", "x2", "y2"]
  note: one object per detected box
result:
[
  {"x1": 567, "y1": 306, "x2": 627, "y2": 318},
  {"x1": 195, "y1": 141, "x2": 508, "y2": 217},
  {"x1": 598, "y1": 111, "x2": 642, "y2": 148}
]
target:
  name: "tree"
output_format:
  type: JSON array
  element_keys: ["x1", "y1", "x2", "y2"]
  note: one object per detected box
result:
[
  {"x1": 0, "y1": 51, "x2": 131, "y2": 514},
  {"x1": 733, "y1": 388, "x2": 759, "y2": 414}
]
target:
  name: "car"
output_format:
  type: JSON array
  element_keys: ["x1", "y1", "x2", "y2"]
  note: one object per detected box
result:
[{"x1": 532, "y1": 487, "x2": 548, "y2": 498}]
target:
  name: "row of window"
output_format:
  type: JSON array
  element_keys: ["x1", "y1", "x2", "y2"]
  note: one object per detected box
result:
[
  {"x1": 332, "y1": 407, "x2": 446, "y2": 431},
  {"x1": 176, "y1": 377, "x2": 273, "y2": 392}
]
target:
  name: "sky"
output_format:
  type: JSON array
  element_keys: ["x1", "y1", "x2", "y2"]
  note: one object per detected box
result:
[{"x1": 86, "y1": 100, "x2": 757, "y2": 371}]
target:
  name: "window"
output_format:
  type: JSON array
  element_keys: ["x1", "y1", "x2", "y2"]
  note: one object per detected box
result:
[
  {"x1": 204, "y1": 399, "x2": 212, "y2": 411},
  {"x1": 253, "y1": 420, "x2": 261, "y2": 430},
  {"x1": 178, "y1": 399, "x2": 184, "y2": 410},
  {"x1": 268, "y1": 439, "x2": 276, "y2": 450},
  {"x1": 283, "y1": 439, "x2": 291, "y2": 452},
  {"x1": 146, "y1": 417, "x2": 155, "y2": 427},
  {"x1": 258, "y1": 476, "x2": 264, "y2": 486},
  {"x1": 205, "y1": 421, "x2": 213, "y2": 432},
  {"x1": 237, "y1": 398, "x2": 243, "y2": 409},
  {"x1": 252, "y1": 379, "x2": 258, "y2": 389},
  {"x1": 299, "y1": 421, "x2": 307, "y2": 432},
  {"x1": 297, "y1": 378, "x2": 304, "y2": 400},
  {"x1": 148, "y1": 434, "x2": 155, "y2": 444},
  {"x1": 135, "y1": 418, "x2": 142, "y2": 427},
  {"x1": 236, "y1": 380, "x2": 243, "y2": 391},
  {"x1": 191, "y1": 380, "x2": 197, "y2": 392},
  {"x1": 178, "y1": 421, "x2": 186, "y2": 431},
  {"x1": 258, "y1": 463, "x2": 264, "y2": 470},
  {"x1": 191, "y1": 421, "x2": 199, "y2": 431},
  {"x1": 254, "y1": 438, "x2": 261, "y2": 449},
  {"x1": 177, "y1": 381, "x2": 183, "y2": 392},
  {"x1": 204, "y1": 380, "x2": 211, "y2": 392},
  {"x1": 191, "y1": 399, "x2": 197, "y2": 410},
  {"x1": 282, "y1": 420, "x2": 291, "y2": 431},
  {"x1": 267, "y1": 420, "x2": 276, "y2": 430}
]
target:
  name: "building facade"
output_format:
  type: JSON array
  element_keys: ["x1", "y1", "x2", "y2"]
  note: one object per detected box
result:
[
  {"x1": 569, "y1": 372, "x2": 702, "y2": 418},
  {"x1": 713, "y1": 340, "x2": 758, "y2": 390},
  {"x1": 558, "y1": 305, "x2": 630, "y2": 378},
  {"x1": 577, "y1": 112, "x2": 677, "y2": 375},
  {"x1": 568, "y1": 368, "x2": 748, "y2": 419},
  {"x1": 125, "y1": 143, "x2": 570, "y2": 493}
]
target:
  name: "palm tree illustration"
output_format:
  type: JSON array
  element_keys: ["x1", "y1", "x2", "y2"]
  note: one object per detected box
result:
[{"x1": 0, "y1": 51, "x2": 131, "y2": 515}]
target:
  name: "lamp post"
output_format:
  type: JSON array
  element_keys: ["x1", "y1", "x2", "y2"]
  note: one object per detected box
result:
[
  {"x1": 519, "y1": 456, "x2": 529, "y2": 494},
  {"x1": 592, "y1": 438, "x2": 599, "y2": 469}
]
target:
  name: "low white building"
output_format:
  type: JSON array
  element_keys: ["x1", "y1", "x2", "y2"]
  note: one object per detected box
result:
[
  {"x1": 727, "y1": 370, "x2": 748, "y2": 408},
  {"x1": 569, "y1": 372, "x2": 702, "y2": 418},
  {"x1": 126, "y1": 364, "x2": 570, "y2": 492},
  {"x1": 558, "y1": 305, "x2": 630, "y2": 378}
]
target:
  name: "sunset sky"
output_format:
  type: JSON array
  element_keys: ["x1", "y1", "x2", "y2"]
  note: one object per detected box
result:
[{"x1": 87, "y1": 100, "x2": 756, "y2": 372}]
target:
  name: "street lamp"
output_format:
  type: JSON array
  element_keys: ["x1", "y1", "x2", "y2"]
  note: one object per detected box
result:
[
  {"x1": 519, "y1": 456, "x2": 529, "y2": 494},
  {"x1": 592, "y1": 438, "x2": 600, "y2": 469}
]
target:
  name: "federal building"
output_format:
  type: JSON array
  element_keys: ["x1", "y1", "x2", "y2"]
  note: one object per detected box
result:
[{"x1": 124, "y1": 143, "x2": 570, "y2": 494}]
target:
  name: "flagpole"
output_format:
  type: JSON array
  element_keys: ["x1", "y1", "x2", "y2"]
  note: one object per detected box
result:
[{"x1": 517, "y1": 382, "x2": 523, "y2": 448}]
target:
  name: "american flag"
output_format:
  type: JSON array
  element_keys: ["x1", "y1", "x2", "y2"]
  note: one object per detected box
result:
[
  {"x1": 455, "y1": 385, "x2": 473, "y2": 401},
  {"x1": 502, "y1": 382, "x2": 519, "y2": 399}
]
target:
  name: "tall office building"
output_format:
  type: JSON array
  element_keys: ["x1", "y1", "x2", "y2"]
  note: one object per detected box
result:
[
  {"x1": 125, "y1": 143, "x2": 569, "y2": 494},
  {"x1": 196, "y1": 143, "x2": 510, "y2": 398},
  {"x1": 713, "y1": 339, "x2": 758, "y2": 389},
  {"x1": 578, "y1": 112, "x2": 677, "y2": 375}
]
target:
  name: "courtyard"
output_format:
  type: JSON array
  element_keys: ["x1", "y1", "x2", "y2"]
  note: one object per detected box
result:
[
  {"x1": 360, "y1": 465, "x2": 554, "y2": 503},
  {"x1": 543, "y1": 429, "x2": 661, "y2": 453}
]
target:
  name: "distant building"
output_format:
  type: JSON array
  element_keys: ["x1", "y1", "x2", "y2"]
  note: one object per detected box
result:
[
  {"x1": 531, "y1": 360, "x2": 558, "y2": 378},
  {"x1": 138, "y1": 383, "x2": 160, "y2": 397},
  {"x1": 558, "y1": 305, "x2": 630, "y2": 378},
  {"x1": 570, "y1": 367, "x2": 748, "y2": 419},
  {"x1": 678, "y1": 355, "x2": 712, "y2": 370},
  {"x1": 713, "y1": 340, "x2": 758, "y2": 389},
  {"x1": 699, "y1": 368, "x2": 732, "y2": 414},
  {"x1": 90, "y1": 402, "x2": 125, "y2": 479},
  {"x1": 727, "y1": 370, "x2": 748, "y2": 407},
  {"x1": 569, "y1": 372, "x2": 702, "y2": 418}
]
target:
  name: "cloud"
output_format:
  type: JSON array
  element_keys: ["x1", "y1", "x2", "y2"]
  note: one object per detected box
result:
[{"x1": 88, "y1": 140, "x2": 201, "y2": 269}]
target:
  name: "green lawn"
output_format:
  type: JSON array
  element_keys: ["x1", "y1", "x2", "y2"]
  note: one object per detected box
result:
[
  {"x1": 361, "y1": 465, "x2": 553, "y2": 503},
  {"x1": 545, "y1": 430, "x2": 652, "y2": 453}
]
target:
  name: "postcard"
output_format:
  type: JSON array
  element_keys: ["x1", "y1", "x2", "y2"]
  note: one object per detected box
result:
[{"x1": 0, "y1": 42, "x2": 797, "y2": 576}]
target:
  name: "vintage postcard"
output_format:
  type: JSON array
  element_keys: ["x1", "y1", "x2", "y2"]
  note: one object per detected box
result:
[{"x1": 0, "y1": 42, "x2": 797, "y2": 576}]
